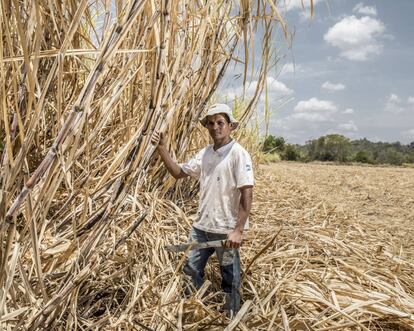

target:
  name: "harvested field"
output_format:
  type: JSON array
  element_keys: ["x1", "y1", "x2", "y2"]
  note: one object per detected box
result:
[
  {"x1": 2, "y1": 0, "x2": 414, "y2": 329},
  {"x1": 1, "y1": 159, "x2": 414, "y2": 329},
  {"x1": 255, "y1": 162, "x2": 414, "y2": 260},
  {"x1": 242, "y1": 162, "x2": 414, "y2": 330}
]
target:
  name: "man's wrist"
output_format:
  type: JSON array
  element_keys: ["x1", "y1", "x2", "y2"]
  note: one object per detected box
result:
[
  {"x1": 233, "y1": 226, "x2": 244, "y2": 234},
  {"x1": 156, "y1": 144, "x2": 166, "y2": 152}
]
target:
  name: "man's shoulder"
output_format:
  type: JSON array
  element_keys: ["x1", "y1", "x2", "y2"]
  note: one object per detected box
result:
[
  {"x1": 199, "y1": 144, "x2": 213, "y2": 155},
  {"x1": 195, "y1": 144, "x2": 212, "y2": 155},
  {"x1": 230, "y1": 141, "x2": 252, "y2": 157}
]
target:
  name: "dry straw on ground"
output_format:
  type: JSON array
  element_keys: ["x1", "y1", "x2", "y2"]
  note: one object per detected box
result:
[
  {"x1": 3, "y1": 0, "x2": 414, "y2": 330},
  {"x1": 0, "y1": 0, "x2": 293, "y2": 329},
  {"x1": 245, "y1": 163, "x2": 414, "y2": 330}
]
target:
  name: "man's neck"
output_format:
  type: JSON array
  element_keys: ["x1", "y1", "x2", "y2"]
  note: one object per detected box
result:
[{"x1": 213, "y1": 137, "x2": 232, "y2": 150}]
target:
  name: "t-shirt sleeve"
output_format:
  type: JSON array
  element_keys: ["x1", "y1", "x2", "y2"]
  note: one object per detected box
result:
[
  {"x1": 180, "y1": 149, "x2": 204, "y2": 179},
  {"x1": 234, "y1": 149, "x2": 254, "y2": 188}
]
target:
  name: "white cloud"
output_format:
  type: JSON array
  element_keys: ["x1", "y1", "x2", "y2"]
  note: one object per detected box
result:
[
  {"x1": 280, "y1": 62, "x2": 303, "y2": 77},
  {"x1": 220, "y1": 86, "x2": 241, "y2": 101},
  {"x1": 291, "y1": 97, "x2": 337, "y2": 122},
  {"x1": 384, "y1": 94, "x2": 414, "y2": 114},
  {"x1": 284, "y1": 0, "x2": 323, "y2": 11},
  {"x1": 353, "y1": 3, "x2": 377, "y2": 16},
  {"x1": 294, "y1": 97, "x2": 337, "y2": 112},
  {"x1": 343, "y1": 108, "x2": 354, "y2": 114},
  {"x1": 324, "y1": 15, "x2": 386, "y2": 61},
  {"x1": 245, "y1": 76, "x2": 293, "y2": 98},
  {"x1": 389, "y1": 93, "x2": 401, "y2": 103},
  {"x1": 385, "y1": 93, "x2": 405, "y2": 114},
  {"x1": 321, "y1": 81, "x2": 346, "y2": 92},
  {"x1": 338, "y1": 120, "x2": 358, "y2": 132},
  {"x1": 291, "y1": 112, "x2": 331, "y2": 122},
  {"x1": 266, "y1": 76, "x2": 294, "y2": 95},
  {"x1": 219, "y1": 76, "x2": 293, "y2": 111},
  {"x1": 280, "y1": 63, "x2": 294, "y2": 76}
]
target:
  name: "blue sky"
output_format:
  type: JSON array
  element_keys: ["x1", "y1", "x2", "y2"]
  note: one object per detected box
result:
[{"x1": 218, "y1": 1, "x2": 414, "y2": 144}]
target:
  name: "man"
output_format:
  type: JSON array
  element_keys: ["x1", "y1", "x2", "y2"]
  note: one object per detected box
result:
[{"x1": 151, "y1": 103, "x2": 254, "y2": 315}]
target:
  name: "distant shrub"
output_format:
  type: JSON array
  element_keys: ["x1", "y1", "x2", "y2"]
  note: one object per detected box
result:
[
  {"x1": 262, "y1": 135, "x2": 285, "y2": 153},
  {"x1": 353, "y1": 151, "x2": 373, "y2": 164},
  {"x1": 260, "y1": 135, "x2": 414, "y2": 166},
  {"x1": 404, "y1": 153, "x2": 414, "y2": 163},
  {"x1": 282, "y1": 144, "x2": 300, "y2": 161},
  {"x1": 259, "y1": 152, "x2": 281, "y2": 163},
  {"x1": 376, "y1": 148, "x2": 404, "y2": 165},
  {"x1": 306, "y1": 134, "x2": 352, "y2": 162},
  {"x1": 403, "y1": 163, "x2": 414, "y2": 168}
]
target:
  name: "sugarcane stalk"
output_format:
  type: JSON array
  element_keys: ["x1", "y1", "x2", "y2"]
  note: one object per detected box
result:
[
  {"x1": 0, "y1": 1, "x2": 294, "y2": 329},
  {"x1": 1, "y1": 0, "x2": 90, "y2": 222},
  {"x1": 114, "y1": 211, "x2": 148, "y2": 250},
  {"x1": 4, "y1": 0, "x2": 147, "y2": 224}
]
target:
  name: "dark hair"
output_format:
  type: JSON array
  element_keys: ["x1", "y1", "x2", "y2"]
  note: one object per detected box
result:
[{"x1": 220, "y1": 113, "x2": 231, "y2": 123}]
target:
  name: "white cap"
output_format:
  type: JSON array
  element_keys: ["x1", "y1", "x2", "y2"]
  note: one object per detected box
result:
[{"x1": 200, "y1": 104, "x2": 239, "y2": 130}]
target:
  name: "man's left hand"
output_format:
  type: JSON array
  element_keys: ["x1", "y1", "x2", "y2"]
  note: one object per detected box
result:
[{"x1": 225, "y1": 229, "x2": 243, "y2": 248}]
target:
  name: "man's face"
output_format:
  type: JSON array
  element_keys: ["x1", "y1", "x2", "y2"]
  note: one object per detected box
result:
[{"x1": 206, "y1": 114, "x2": 232, "y2": 141}]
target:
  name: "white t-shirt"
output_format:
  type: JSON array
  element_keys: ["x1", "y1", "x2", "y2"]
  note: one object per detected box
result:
[{"x1": 181, "y1": 140, "x2": 254, "y2": 234}]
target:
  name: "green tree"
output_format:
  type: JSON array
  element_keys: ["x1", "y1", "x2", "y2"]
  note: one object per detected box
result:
[
  {"x1": 376, "y1": 148, "x2": 404, "y2": 165},
  {"x1": 282, "y1": 144, "x2": 300, "y2": 161},
  {"x1": 262, "y1": 135, "x2": 276, "y2": 153},
  {"x1": 404, "y1": 153, "x2": 414, "y2": 163},
  {"x1": 273, "y1": 136, "x2": 285, "y2": 151},
  {"x1": 262, "y1": 135, "x2": 414, "y2": 165},
  {"x1": 262, "y1": 135, "x2": 285, "y2": 153},
  {"x1": 353, "y1": 150, "x2": 373, "y2": 164},
  {"x1": 306, "y1": 134, "x2": 351, "y2": 162}
]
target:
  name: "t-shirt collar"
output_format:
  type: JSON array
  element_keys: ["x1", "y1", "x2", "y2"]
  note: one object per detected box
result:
[{"x1": 212, "y1": 139, "x2": 235, "y2": 156}]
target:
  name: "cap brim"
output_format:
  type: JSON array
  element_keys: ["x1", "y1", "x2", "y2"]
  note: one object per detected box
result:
[
  {"x1": 200, "y1": 116, "x2": 239, "y2": 130},
  {"x1": 200, "y1": 116, "x2": 208, "y2": 127}
]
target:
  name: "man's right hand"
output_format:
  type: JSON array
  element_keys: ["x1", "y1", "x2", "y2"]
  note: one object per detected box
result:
[
  {"x1": 151, "y1": 130, "x2": 165, "y2": 147},
  {"x1": 150, "y1": 130, "x2": 187, "y2": 179}
]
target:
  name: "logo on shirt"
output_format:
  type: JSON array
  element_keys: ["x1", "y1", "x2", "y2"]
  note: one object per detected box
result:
[{"x1": 246, "y1": 164, "x2": 251, "y2": 171}]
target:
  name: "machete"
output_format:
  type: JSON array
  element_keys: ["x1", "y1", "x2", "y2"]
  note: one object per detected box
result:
[{"x1": 165, "y1": 240, "x2": 226, "y2": 252}]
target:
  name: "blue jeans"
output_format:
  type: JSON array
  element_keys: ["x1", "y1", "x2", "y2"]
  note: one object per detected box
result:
[{"x1": 183, "y1": 227, "x2": 241, "y2": 313}]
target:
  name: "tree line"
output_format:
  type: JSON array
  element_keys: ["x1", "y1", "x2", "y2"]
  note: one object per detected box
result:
[{"x1": 262, "y1": 134, "x2": 414, "y2": 166}]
